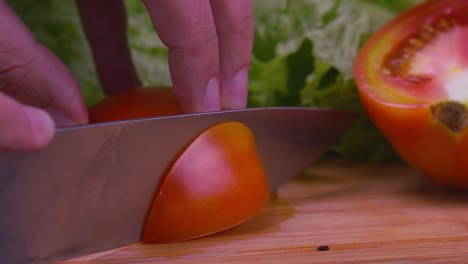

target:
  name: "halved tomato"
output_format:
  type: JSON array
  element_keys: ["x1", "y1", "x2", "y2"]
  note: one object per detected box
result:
[
  {"x1": 88, "y1": 86, "x2": 183, "y2": 123},
  {"x1": 142, "y1": 121, "x2": 270, "y2": 243},
  {"x1": 354, "y1": 0, "x2": 468, "y2": 188}
]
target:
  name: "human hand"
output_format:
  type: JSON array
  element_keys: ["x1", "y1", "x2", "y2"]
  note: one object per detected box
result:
[
  {"x1": 78, "y1": 0, "x2": 254, "y2": 113},
  {"x1": 0, "y1": 0, "x2": 88, "y2": 151}
]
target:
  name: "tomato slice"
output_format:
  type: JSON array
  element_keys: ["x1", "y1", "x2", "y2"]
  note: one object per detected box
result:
[
  {"x1": 88, "y1": 88, "x2": 270, "y2": 243},
  {"x1": 88, "y1": 87, "x2": 183, "y2": 123},
  {"x1": 142, "y1": 121, "x2": 270, "y2": 243},
  {"x1": 354, "y1": 0, "x2": 468, "y2": 188}
]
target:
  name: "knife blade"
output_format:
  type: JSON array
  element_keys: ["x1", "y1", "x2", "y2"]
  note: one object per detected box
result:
[{"x1": 0, "y1": 107, "x2": 355, "y2": 264}]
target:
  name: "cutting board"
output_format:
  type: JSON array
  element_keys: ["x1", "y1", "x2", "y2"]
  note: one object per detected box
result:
[{"x1": 60, "y1": 158, "x2": 468, "y2": 263}]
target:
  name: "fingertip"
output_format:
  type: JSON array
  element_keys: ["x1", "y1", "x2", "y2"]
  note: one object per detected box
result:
[
  {"x1": 176, "y1": 77, "x2": 221, "y2": 114},
  {"x1": 221, "y1": 67, "x2": 249, "y2": 110},
  {"x1": 210, "y1": 0, "x2": 253, "y2": 110},
  {"x1": 24, "y1": 106, "x2": 55, "y2": 149},
  {"x1": 45, "y1": 106, "x2": 87, "y2": 127},
  {"x1": 202, "y1": 77, "x2": 221, "y2": 112}
]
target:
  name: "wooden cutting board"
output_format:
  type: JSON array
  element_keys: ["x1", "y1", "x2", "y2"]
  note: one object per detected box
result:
[{"x1": 60, "y1": 158, "x2": 468, "y2": 263}]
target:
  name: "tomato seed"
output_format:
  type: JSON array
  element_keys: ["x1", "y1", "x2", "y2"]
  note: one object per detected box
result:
[
  {"x1": 436, "y1": 19, "x2": 451, "y2": 30},
  {"x1": 381, "y1": 68, "x2": 392, "y2": 76},
  {"x1": 409, "y1": 38, "x2": 424, "y2": 48},
  {"x1": 421, "y1": 24, "x2": 435, "y2": 34}
]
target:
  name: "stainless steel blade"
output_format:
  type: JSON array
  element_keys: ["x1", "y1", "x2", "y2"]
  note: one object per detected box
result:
[{"x1": 0, "y1": 107, "x2": 355, "y2": 264}]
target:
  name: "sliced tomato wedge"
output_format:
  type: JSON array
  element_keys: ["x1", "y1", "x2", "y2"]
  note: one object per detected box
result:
[
  {"x1": 354, "y1": 0, "x2": 468, "y2": 188},
  {"x1": 88, "y1": 87, "x2": 270, "y2": 243},
  {"x1": 142, "y1": 121, "x2": 270, "y2": 243}
]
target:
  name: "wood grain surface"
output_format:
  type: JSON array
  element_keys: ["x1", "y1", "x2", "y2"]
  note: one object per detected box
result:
[{"x1": 60, "y1": 159, "x2": 468, "y2": 263}]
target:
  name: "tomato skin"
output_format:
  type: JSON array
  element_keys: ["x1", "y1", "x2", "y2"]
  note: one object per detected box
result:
[
  {"x1": 358, "y1": 91, "x2": 465, "y2": 187},
  {"x1": 142, "y1": 121, "x2": 270, "y2": 243},
  {"x1": 354, "y1": 0, "x2": 468, "y2": 189},
  {"x1": 88, "y1": 86, "x2": 269, "y2": 242},
  {"x1": 88, "y1": 87, "x2": 183, "y2": 123}
]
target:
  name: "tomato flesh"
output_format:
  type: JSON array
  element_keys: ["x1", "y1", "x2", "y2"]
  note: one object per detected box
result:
[
  {"x1": 142, "y1": 121, "x2": 270, "y2": 243},
  {"x1": 389, "y1": 23, "x2": 468, "y2": 102},
  {"x1": 355, "y1": 0, "x2": 468, "y2": 105},
  {"x1": 354, "y1": 0, "x2": 468, "y2": 189}
]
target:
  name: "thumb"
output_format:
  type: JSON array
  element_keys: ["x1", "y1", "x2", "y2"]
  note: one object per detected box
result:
[{"x1": 0, "y1": 93, "x2": 55, "y2": 151}]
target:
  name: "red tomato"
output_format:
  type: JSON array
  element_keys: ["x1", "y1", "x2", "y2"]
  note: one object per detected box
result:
[
  {"x1": 354, "y1": 0, "x2": 468, "y2": 189},
  {"x1": 88, "y1": 86, "x2": 183, "y2": 123},
  {"x1": 88, "y1": 87, "x2": 270, "y2": 242},
  {"x1": 142, "y1": 121, "x2": 270, "y2": 243}
]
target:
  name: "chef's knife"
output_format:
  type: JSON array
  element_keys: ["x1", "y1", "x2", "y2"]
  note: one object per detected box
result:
[{"x1": 0, "y1": 107, "x2": 356, "y2": 264}]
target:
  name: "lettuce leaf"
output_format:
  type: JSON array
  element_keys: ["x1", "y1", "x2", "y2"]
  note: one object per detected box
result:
[
  {"x1": 10, "y1": 0, "x2": 172, "y2": 107},
  {"x1": 9, "y1": 0, "x2": 104, "y2": 106},
  {"x1": 249, "y1": 0, "x2": 425, "y2": 160}
]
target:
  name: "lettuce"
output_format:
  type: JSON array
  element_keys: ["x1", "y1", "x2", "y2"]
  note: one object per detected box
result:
[
  {"x1": 249, "y1": 0, "x2": 424, "y2": 160},
  {"x1": 9, "y1": 0, "x2": 104, "y2": 106},
  {"x1": 10, "y1": 0, "x2": 171, "y2": 107}
]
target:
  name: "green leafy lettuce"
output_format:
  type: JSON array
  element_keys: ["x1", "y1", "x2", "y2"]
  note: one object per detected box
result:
[
  {"x1": 249, "y1": 0, "x2": 424, "y2": 160},
  {"x1": 10, "y1": 0, "x2": 425, "y2": 160},
  {"x1": 9, "y1": 0, "x2": 171, "y2": 107}
]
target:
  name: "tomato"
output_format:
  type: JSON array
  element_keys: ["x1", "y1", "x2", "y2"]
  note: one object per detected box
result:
[
  {"x1": 88, "y1": 86, "x2": 183, "y2": 123},
  {"x1": 142, "y1": 121, "x2": 270, "y2": 243},
  {"x1": 354, "y1": 0, "x2": 468, "y2": 189},
  {"x1": 88, "y1": 86, "x2": 270, "y2": 243}
]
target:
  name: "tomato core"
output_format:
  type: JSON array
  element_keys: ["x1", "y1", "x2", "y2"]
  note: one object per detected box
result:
[{"x1": 430, "y1": 101, "x2": 468, "y2": 132}]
